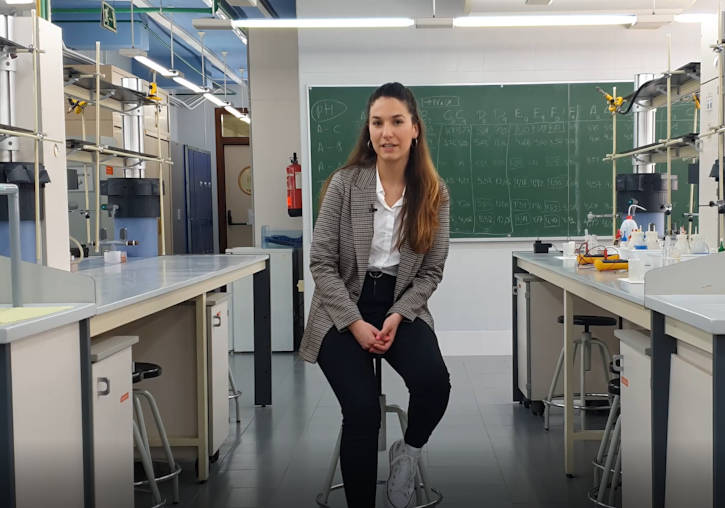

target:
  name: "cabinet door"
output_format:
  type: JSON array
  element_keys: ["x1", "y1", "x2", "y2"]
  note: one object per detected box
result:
[
  {"x1": 93, "y1": 348, "x2": 134, "y2": 508},
  {"x1": 208, "y1": 299, "x2": 230, "y2": 454}
]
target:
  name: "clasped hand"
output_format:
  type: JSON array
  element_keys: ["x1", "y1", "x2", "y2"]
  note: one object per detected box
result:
[{"x1": 349, "y1": 313, "x2": 403, "y2": 354}]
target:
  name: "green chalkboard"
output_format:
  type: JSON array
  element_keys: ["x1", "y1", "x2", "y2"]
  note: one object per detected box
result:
[{"x1": 309, "y1": 84, "x2": 697, "y2": 238}]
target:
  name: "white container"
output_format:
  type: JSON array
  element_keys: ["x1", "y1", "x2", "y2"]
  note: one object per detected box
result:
[
  {"x1": 103, "y1": 250, "x2": 122, "y2": 264},
  {"x1": 628, "y1": 257, "x2": 644, "y2": 282}
]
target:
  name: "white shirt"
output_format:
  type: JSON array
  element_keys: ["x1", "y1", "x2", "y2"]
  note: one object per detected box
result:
[{"x1": 368, "y1": 168, "x2": 405, "y2": 276}]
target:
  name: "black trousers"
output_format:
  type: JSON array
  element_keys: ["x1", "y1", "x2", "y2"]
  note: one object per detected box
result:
[{"x1": 318, "y1": 272, "x2": 451, "y2": 508}]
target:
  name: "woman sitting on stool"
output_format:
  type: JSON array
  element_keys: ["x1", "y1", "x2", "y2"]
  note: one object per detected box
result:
[{"x1": 300, "y1": 82, "x2": 451, "y2": 508}]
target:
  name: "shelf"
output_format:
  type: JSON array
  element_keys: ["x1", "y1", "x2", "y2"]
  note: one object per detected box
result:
[
  {"x1": 65, "y1": 138, "x2": 172, "y2": 167},
  {"x1": 623, "y1": 62, "x2": 700, "y2": 110},
  {"x1": 0, "y1": 35, "x2": 28, "y2": 53},
  {"x1": 0, "y1": 123, "x2": 61, "y2": 144},
  {"x1": 63, "y1": 67, "x2": 157, "y2": 108},
  {"x1": 606, "y1": 132, "x2": 699, "y2": 163}
]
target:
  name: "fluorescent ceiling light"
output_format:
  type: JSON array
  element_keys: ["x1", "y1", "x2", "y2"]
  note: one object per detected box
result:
[
  {"x1": 193, "y1": 18, "x2": 233, "y2": 30},
  {"x1": 193, "y1": 16, "x2": 247, "y2": 45},
  {"x1": 5, "y1": 0, "x2": 34, "y2": 4},
  {"x1": 173, "y1": 76, "x2": 204, "y2": 93},
  {"x1": 230, "y1": 17, "x2": 415, "y2": 29},
  {"x1": 134, "y1": 55, "x2": 179, "y2": 77},
  {"x1": 119, "y1": 47, "x2": 147, "y2": 58},
  {"x1": 674, "y1": 13, "x2": 712, "y2": 23},
  {"x1": 204, "y1": 92, "x2": 229, "y2": 107},
  {"x1": 224, "y1": 105, "x2": 250, "y2": 123},
  {"x1": 452, "y1": 14, "x2": 637, "y2": 27},
  {"x1": 415, "y1": 17, "x2": 453, "y2": 29}
]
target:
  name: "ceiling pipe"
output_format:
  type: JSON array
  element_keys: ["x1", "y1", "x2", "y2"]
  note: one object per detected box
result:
[
  {"x1": 53, "y1": 7, "x2": 214, "y2": 14},
  {"x1": 129, "y1": 0, "x2": 243, "y2": 84}
]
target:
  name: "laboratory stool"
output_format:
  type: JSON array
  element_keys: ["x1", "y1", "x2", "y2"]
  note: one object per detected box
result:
[
  {"x1": 132, "y1": 362, "x2": 182, "y2": 507},
  {"x1": 588, "y1": 371, "x2": 622, "y2": 507},
  {"x1": 543, "y1": 315, "x2": 617, "y2": 431},
  {"x1": 316, "y1": 356, "x2": 443, "y2": 508},
  {"x1": 228, "y1": 352, "x2": 242, "y2": 423}
]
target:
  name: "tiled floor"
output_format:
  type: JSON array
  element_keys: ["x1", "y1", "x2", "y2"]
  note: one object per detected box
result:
[{"x1": 137, "y1": 353, "x2": 609, "y2": 508}]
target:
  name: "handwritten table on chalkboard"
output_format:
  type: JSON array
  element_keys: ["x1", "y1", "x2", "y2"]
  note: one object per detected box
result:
[{"x1": 308, "y1": 84, "x2": 696, "y2": 239}]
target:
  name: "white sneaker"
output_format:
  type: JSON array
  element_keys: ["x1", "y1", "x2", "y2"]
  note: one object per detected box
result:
[{"x1": 386, "y1": 439, "x2": 418, "y2": 508}]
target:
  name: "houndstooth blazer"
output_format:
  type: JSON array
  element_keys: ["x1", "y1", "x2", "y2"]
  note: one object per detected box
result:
[{"x1": 299, "y1": 165, "x2": 450, "y2": 363}]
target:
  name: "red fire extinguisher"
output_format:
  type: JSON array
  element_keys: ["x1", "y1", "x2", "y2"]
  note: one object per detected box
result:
[{"x1": 286, "y1": 152, "x2": 302, "y2": 217}]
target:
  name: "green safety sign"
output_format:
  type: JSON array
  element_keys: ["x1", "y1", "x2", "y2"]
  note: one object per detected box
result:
[{"x1": 101, "y1": 1, "x2": 117, "y2": 33}]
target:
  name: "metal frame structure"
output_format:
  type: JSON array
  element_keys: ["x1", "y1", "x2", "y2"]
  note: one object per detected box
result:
[
  {"x1": 0, "y1": 10, "x2": 62, "y2": 264},
  {"x1": 604, "y1": 54, "x2": 701, "y2": 236},
  {"x1": 62, "y1": 42, "x2": 172, "y2": 254}
]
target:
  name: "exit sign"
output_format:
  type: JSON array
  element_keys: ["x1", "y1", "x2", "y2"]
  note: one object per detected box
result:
[{"x1": 101, "y1": 1, "x2": 117, "y2": 33}]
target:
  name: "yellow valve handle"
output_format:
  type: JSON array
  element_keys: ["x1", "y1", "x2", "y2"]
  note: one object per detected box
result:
[
  {"x1": 597, "y1": 87, "x2": 624, "y2": 113},
  {"x1": 147, "y1": 82, "x2": 162, "y2": 101},
  {"x1": 67, "y1": 98, "x2": 88, "y2": 115}
]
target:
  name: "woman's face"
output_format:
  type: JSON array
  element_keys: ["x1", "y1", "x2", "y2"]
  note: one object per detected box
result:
[{"x1": 368, "y1": 97, "x2": 419, "y2": 165}]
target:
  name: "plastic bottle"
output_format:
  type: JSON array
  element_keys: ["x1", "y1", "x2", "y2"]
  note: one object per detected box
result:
[
  {"x1": 662, "y1": 235, "x2": 672, "y2": 265},
  {"x1": 619, "y1": 204, "x2": 645, "y2": 245},
  {"x1": 645, "y1": 230, "x2": 659, "y2": 250}
]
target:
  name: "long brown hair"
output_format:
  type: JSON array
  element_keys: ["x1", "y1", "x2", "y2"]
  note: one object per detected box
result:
[{"x1": 319, "y1": 82, "x2": 444, "y2": 253}]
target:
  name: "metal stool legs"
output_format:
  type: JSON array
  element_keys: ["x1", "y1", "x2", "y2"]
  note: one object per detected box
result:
[
  {"x1": 228, "y1": 360, "x2": 242, "y2": 423},
  {"x1": 133, "y1": 390, "x2": 182, "y2": 505},
  {"x1": 544, "y1": 332, "x2": 612, "y2": 431},
  {"x1": 315, "y1": 397, "x2": 442, "y2": 508},
  {"x1": 589, "y1": 395, "x2": 622, "y2": 507},
  {"x1": 132, "y1": 420, "x2": 164, "y2": 508}
]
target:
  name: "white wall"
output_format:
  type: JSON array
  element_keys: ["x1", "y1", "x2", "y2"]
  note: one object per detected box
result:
[
  {"x1": 297, "y1": 0, "x2": 702, "y2": 355},
  {"x1": 248, "y1": 28, "x2": 303, "y2": 247}
]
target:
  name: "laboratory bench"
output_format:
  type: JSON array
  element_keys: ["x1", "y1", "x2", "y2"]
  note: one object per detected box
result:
[
  {"x1": 1, "y1": 253, "x2": 271, "y2": 508},
  {"x1": 512, "y1": 251, "x2": 725, "y2": 508}
]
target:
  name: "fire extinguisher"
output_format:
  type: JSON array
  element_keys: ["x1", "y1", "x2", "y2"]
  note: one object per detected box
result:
[{"x1": 286, "y1": 152, "x2": 302, "y2": 217}]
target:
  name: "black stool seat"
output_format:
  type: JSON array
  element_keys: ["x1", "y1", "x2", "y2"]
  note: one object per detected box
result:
[
  {"x1": 557, "y1": 315, "x2": 618, "y2": 328},
  {"x1": 133, "y1": 362, "x2": 162, "y2": 384},
  {"x1": 608, "y1": 378, "x2": 620, "y2": 396}
]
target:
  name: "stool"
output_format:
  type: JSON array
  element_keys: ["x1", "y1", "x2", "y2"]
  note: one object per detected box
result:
[
  {"x1": 228, "y1": 352, "x2": 242, "y2": 423},
  {"x1": 132, "y1": 362, "x2": 182, "y2": 506},
  {"x1": 589, "y1": 362, "x2": 622, "y2": 507},
  {"x1": 544, "y1": 315, "x2": 617, "y2": 431},
  {"x1": 316, "y1": 357, "x2": 442, "y2": 508}
]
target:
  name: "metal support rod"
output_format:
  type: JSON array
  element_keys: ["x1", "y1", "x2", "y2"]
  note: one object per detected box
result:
[
  {"x1": 156, "y1": 105, "x2": 165, "y2": 255},
  {"x1": 199, "y1": 31, "x2": 206, "y2": 89},
  {"x1": 130, "y1": 0, "x2": 134, "y2": 47},
  {"x1": 604, "y1": 136, "x2": 693, "y2": 161},
  {"x1": 83, "y1": 165, "x2": 90, "y2": 244},
  {"x1": 170, "y1": 13, "x2": 174, "y2": 69},
  {"x1": 32, "y1": 10, "x2": 41, "y2": 264},
  {"x1": 690, "y1": 100, "x2": 699, "y2": 237},
  {"x1": 666, "y1": 34, "x2": 673, "y2": 235},
  {"x1": 612, "y1": 86, "x2": 617, "y2": 239},
  {"x1": 718, "y1": 5, "x2": 725, "y2": 244},
  {"x1": 94, "y1": 41, "x2": 100, "y2": 253},
  {"x1": 0, "y1": 183, "x2": 22, "y2": 306}
]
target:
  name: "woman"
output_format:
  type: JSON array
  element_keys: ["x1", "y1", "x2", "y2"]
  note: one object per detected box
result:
[{"x1": 300, "y1": 82, "x2": 451, "y2": 508}]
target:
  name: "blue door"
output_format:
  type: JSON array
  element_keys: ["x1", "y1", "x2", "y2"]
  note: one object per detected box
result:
[{"x1": 185, "y1": 146, "x2": 214, "y2": 254}]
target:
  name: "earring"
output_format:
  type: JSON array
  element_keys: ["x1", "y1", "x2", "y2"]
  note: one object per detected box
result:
[
  {"x1": 411, "y1": 138, "x2": 418, "y2": 147},
  {"x1": 367, "y1": 140, "x2": 372, "y2": 150}
]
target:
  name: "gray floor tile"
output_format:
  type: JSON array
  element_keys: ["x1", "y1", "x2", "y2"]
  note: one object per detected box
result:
[{"x1": 161, "y1": 353, "x2": 613, "y2": 507}]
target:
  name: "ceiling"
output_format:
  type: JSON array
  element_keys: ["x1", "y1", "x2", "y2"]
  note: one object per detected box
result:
[
  {"x1": 53, "y1": 0, "x2": 295, "y2": 92},
  {"x1": 465, "y1": 0, "x2": 698, "y2": 13},
  {"x1": 52, "y1": 0, "x2": 709, "y2": 93}
]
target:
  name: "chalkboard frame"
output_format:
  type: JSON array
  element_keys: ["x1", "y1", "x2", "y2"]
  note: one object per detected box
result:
[{"x1": 304, "y1": 80, "x2": 635, "y2": 242}]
